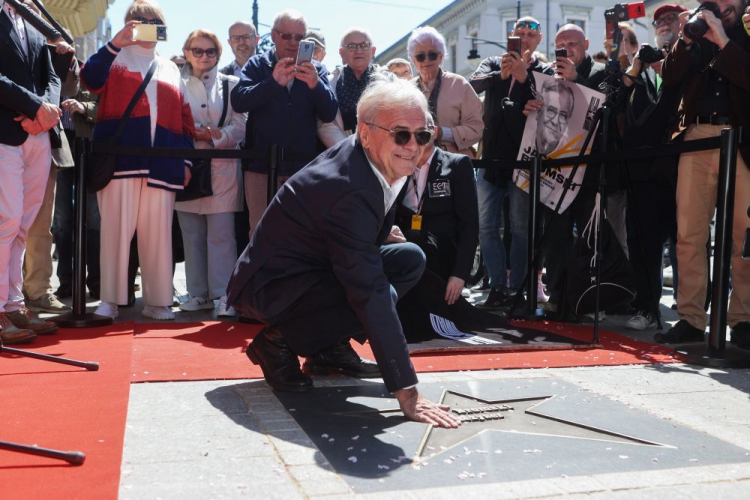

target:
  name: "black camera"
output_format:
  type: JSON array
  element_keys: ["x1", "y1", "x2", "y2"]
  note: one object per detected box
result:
[
  {"x1": 684, "y1": 2, "x2": 722, "y2": 39},
  {"x1": 638, "y1": 45, "x2": 666, "y2": 63}
]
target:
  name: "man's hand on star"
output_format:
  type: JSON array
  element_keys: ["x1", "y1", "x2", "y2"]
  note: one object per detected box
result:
[{"x1": 394, "y1": 387, "x2": 461, "y2": 428}]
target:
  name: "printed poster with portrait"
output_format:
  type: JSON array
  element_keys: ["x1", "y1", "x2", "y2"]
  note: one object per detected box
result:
[{"x1": 513, "y1": 72, "x2": 604, "y2": 213}]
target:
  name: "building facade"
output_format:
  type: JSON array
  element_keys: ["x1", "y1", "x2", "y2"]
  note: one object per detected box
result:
[
  {"x1": 45, "y1": 0, "x2": 113, "y2": 60},
  {"x1": 375, "y1": 0, "x2": 699, "y2": 79}
]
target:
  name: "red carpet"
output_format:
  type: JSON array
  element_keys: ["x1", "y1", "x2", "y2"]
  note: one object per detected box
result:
[
  {"x1": 0, "y1": 322, "x2": 134, "y2": 500},
  {"x1": 131, "y1": 321, "x2": 680, "y2": 383}
]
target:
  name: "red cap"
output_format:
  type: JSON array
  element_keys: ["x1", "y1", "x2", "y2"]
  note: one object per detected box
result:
[{"x1": 653, "y1": 4, "x2": 688, "y2": 20}]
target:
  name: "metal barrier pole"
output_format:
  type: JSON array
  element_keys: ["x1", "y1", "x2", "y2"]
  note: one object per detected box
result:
[
  {"x1": 52, "y1": 138, "x2": 112, "y2": 328},
  {"x1": 525, "y1": 155, "x2": 541, "y2": 313},
  {"x1": 267, "y1": 144, "x2": 279, "y2": 206},
  {"x1": 679, "y1": 127, "x2": 750, "y2": 367}
]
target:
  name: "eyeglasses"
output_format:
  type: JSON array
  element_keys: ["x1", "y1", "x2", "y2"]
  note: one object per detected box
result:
[
  {"x1": 189, "y1": 48, "x2": 218, "y2": 58},
  {"x1": 273, "y1": 29, "x2": 304, "y2": 42},
  {"x1": 132, "y1": 16, "x2": 164, "y2": 25},
  {"x1": 229, "y1": 34, "x2": 255, "y2": 43},
  {"x1": 515, "y1": 20, "x2": 541, "y2": 31},
  {"x1": 652, "y1": 13, "x2": 678, "y2": 28},
  {"x1": 343, "y1": 42, "x2": 371, "y2": 51},
  {"x1": 414, "y1": 51, "x2": 440, "y2": 63},
  {"x1": 366, "y1": 123, "x2": 434, "y2": 146}
]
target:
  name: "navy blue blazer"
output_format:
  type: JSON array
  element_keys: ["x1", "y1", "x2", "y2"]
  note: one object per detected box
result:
[
  {"x1": 227, "y1": 135, "x2": 418, "y2": 391},
  {"x1": 0, "y1": 11, "x2": 60, "y2": 147}
]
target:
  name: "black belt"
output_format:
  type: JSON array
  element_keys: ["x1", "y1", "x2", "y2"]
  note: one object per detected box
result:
[{"x1": 696, "y1": 115, "x2": 730, "y2": 125}]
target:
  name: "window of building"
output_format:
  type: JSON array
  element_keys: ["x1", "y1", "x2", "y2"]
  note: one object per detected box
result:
[
  {"x1": 506, "y1": 20, "x2": 516, "y2": 37},
  {"x1": 567, "y1": 19, "x2": 586, "y2": 32}
]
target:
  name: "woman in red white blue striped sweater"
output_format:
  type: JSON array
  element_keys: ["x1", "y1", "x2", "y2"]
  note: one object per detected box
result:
[{"x1": 80, "y1": 0, "x2": 194, "y2": 320}]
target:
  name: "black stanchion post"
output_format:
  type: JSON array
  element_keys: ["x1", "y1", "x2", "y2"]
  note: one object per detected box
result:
[
  {"x1": 679, "y1": 127, "x2": 750, "y2": 367},
  {"x1": 526, "y1": 156, "x2": 541, "y2": 313},
  {"x1": 52, "y1": 138, "x2": 112, "y2": 328},
  {"x1": 267, "y1": 144, "x2": 279, "y2": 206}
]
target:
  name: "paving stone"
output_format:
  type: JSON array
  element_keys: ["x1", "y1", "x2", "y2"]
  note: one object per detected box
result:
[{"x1": 127, "y1": 381, "x2": 250, "y2": 420}]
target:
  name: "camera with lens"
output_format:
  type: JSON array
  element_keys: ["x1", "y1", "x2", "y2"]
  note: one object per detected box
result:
[
  {"x1": 638, "y1": 45, "x2": 666, "y2": 63},
  {"x1": 684, "y1": 2, "x2": 722, "y2": 39}
]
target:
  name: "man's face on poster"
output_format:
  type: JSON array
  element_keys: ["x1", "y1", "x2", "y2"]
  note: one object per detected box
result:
[{"x1": 536, "y1": 86, "x2": 573, "y2": 156}]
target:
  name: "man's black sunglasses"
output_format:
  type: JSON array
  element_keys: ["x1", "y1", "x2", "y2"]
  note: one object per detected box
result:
[
  {"x1": 414, "y1": 51, "x2": 440, "y2": 63},
  {"x1": 132, "y1": 16, "x2": 164, "y2": 25},
  {"x1": 366, "y1": 123, "x2": 434, "y2": 146},
  {"x1": 273, "y1": 29, "x2": 305, "y2": 42}
]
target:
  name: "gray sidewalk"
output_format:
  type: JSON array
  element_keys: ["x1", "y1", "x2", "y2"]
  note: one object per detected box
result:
[{"x1": 43, "y1": 262, "x2": 750, "y2": 499}]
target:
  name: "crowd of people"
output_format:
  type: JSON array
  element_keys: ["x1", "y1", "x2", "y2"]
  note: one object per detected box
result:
[{"x1": 2, "y1": 0, "x2": 750, "y2": 422}]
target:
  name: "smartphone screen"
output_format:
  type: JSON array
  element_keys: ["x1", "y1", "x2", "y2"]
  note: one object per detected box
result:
[
  {"x1": 133, "y1": 24, "x2": 168, "y2": 42},
  {"x1": 507, "y1": 36, "x2": 521, "y2": 55},
  {"x1": 296, "y1": 41, "x2": 315, "y2": 65}
]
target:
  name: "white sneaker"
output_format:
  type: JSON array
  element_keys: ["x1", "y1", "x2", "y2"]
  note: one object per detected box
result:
[
  {"x1": 95, "y1": 301, "x2": 118, "y2": 319},
  {"x1": 142, "y1": 305, "x2": 175, "y2": 320},
  {"x1": 537, "y1": 281, "x2": 550, "y2": 304},
  {"x1": 179, "y1": 296, "x2": 214, "y2": 312},
  {"x1": 626, "y1": 311, "x2": 656, "y2": 331},
  {"x1": 216, "y1": 296, "x2": 236, "y2": 317}
]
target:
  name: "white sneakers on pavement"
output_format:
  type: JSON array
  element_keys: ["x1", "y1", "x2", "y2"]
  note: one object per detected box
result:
[
  {"x1": 626, "y1": 311, "x2": 656, "y2": 331},
  {"x1": 95, "y1": 301, "x2": 119, "y2": 319},
  {"x1": 179, "y1": 296, "x2": 214, "y2": 312},
  {"x1": 142, "y1": 305, "x2": 175, "y2": 320},
  {"x1": 216, "y1": 296, "x2": 236, "y2": 317}
]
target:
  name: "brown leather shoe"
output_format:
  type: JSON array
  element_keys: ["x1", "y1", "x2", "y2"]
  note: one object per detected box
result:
[
  {"x1": 0, "y1": 313, "x2": 37, "y2": 345},
  {"x1": 7, "y1": 308, "x2": 59, "y2": 335}
]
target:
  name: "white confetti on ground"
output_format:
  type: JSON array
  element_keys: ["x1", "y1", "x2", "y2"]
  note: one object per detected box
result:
[
  {"x1": 619, "y1": 455, "x2": 629, "y2": 459},
  {"x1": 524, "y1": 449, "x2": 543, "y2": 454},
  {"x1": 348, "y1": 456, "x2": 358, "y2": 463},
  {"x1": 378, "y1": 465, "x2": 390, "y2": 470},
  {"x1": 321, "y1": 434, "x2": 329, "y2": 438},
  {"x1": 351, "y1": 435, "x2": 360, "y2": 440},
  {"x1": 494, "y1": 450, "x2": 503, "y2": 454}
]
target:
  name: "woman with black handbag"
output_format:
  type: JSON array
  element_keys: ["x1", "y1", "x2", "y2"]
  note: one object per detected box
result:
[
  {"x1": 175, "y1": 29, "x2": 246, "y2": 317},
  {"x1": 80, "y1": 0, "x2": 194, "y2": 321}
]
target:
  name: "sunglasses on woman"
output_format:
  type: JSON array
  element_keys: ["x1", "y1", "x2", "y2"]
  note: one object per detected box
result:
[
  {"x1": 132, "y1": 16, "x2": 164, "y2": 25},
  {"x1": 190, "y1": 48, "x2": 218, "y2": 58},
  {"x1": 414, "y1": 51, "x2": 440, "y2": 63},
  {"x1": 273, "y1": 29, "x2": 304, "y2": 41},
  {"x1": 366, "y1": 123, "x2": 434, "y2": 146}
]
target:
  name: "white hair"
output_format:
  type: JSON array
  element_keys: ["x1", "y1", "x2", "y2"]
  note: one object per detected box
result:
[
  {"x1": 340, "y1": 26, "x2": 373, "y2": 46},
  {"x1": 272, "y1": 9, "x2": 306, "y2": 30},
  {"x1": 407, "y1": 26, "x2": 447, "y2": 59},
  {"x1": 356, "y1": 74, "x2": 429, "y2": 138}
]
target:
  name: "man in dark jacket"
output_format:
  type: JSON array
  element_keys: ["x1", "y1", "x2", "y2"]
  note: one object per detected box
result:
[
  {"x1": 227, "y1": 77, "x2": 460, "y2": 429},
  {"x1": 656, "y1": 0, "x2": 750, "y2": 345},
  {"x1": 230, "y1": 9, "x2": 338, "y2": 236},
  {"x1": 469, "y1": 16, "x2": 554, "y2": 310},
  {"x1": 0, "y1": 0, "x2": 62, "y2": 344}
]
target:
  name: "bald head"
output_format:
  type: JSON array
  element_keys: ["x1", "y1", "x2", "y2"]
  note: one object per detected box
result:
[
  {"x1": 512, "y1": 16, "x2": 543, "y2": 55},
  {"x1": 555, "y1": 24, "x2": 589, "y2": 67}
]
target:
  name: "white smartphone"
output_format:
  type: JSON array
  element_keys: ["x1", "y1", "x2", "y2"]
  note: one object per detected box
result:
[
  {"x1": 133, "y1": 24, "x2": 168, "y2": 42},
  {"x1": 296, "y1": 40, "x2": 315, "y2": 65}
]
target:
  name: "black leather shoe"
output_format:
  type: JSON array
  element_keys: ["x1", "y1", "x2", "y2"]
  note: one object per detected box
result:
[
  {"x1": 304, "y1": 340, "x2": 381, "y2": 378},
  {"x1": 731, "y1": 322, "x2": 750, "y2": 349},
  {"x1": 654, "y1": 320, "x2": 705, "y2": 344},
  {"x1": 475, "y1": 288, "x2": 509, "y2": 310},
  {"x1": 56, "y1": 283, "x2": 72, "y2": 299},
  {"x1": 246, "y1": 327, "x2": 312, "y2": 392}
]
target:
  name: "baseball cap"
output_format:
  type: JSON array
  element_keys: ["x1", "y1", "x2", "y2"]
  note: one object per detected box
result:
[
  {"x1": 304, "y1": 29, "x2": 326, "y2": 49},
  {"x1": 653, "y1": 4, "x2": 688, "y2": 20}
]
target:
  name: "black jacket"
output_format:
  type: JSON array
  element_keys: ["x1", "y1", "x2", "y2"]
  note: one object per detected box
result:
[
  {"x1": 470, "y1": 56, "x2": 554, "y2": 186},
  {"x1": 226, "y1": 135, "x2": 418, "y2": 392},
  {"x1": 0, "y1": 11, "x2": 61, "y2": 147},
  {"x1": 394, "y1": 148, "x2": 479, "y2": 282}
]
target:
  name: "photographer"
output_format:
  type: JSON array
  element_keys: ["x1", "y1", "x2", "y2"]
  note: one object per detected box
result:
[
  {"x1": 618, "y1": 5, "x2": 687, "y2": 332},
  {"x1": 658, "y1": 0, "x2": 750, "y2": 346}
]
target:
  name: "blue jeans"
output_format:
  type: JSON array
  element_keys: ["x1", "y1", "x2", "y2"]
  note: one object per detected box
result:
[{"x1": 476, "y1": 171, "x2": 508, "y2": 291}]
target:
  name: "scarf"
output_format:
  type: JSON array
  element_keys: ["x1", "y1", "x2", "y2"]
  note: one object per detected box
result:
[
  {"x1": 417, "y1": 68, "x2": 443, "y2": 123},
  {"x1": 336, "y1": 65, "x2": 373, "y2": 132}
]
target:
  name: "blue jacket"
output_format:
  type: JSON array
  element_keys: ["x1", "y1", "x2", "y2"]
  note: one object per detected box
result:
[{"x1": 230, "y1": 49, "x2": 338, "y2": 176}]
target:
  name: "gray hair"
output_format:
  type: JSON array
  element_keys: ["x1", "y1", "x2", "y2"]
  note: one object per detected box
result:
[
  {"x1": 386, "y1": 58, "x2": 411, "y2": 70},
  {"x1": 356, "y1": 74, "x2": 430, "y2": 138},
  {"x1": 228, "y1": 20, "x2": 257, "y2": 36},
  {"x1": 407, "y1": 26, "x2": 447, "y2": 59},
  {"x1": 272, "y1": 9, "x2": 306, "y2": 30},
  {"x1": 340, "y1": 26, "x2": 373, "y2": 46}
]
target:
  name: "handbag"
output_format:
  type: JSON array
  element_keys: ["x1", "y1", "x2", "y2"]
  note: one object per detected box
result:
[
  {"x1": 176, "y1": 78, "x2": 230, "y2": 202},
  {"x1": 87, "y1": 61, "x2": 157, "y2": 192}
]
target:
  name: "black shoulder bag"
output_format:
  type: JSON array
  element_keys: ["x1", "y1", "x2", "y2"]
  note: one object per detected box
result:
[
  {"x1": 88, "y1": 61, "x2": 157, "y2": 192},
  {"x1": 177, "y1": 78, "x2": 229, "y2": 202}
]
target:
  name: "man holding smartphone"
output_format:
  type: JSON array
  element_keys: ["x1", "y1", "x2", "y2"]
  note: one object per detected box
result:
[
  {"x1": 230, "y1": 9, "x2": 338, "y2": 237},
  {"x1": 469, "y1": 16, "x2": 554, "y2": 310}
]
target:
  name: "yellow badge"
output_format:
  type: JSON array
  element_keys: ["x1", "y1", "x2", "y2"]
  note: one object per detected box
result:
[{"x1": 411, "y1": 215, "x2": 423, "y2": 230}]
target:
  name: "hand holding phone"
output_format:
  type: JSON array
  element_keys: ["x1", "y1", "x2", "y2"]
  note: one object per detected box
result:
[
  {"x1": 296, "y1": 40, "x2": 315, "y2": 66},
  {"x1": 507, "y1": 36, "x2": 521, "y2": 55}
]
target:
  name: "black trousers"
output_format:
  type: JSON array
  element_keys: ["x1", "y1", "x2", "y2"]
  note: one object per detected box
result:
[
  {"x1": 626, "y1": 181, "x2": 677, "y2": 314},
  {"x1": 272, "y1": 242, "x2": 425, "y2": 356}
]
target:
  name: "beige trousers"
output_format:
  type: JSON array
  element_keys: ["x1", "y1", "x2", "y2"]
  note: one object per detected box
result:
[
  {"x1": 675, "y1": 124, "x2": 750, "y2": 330},
  {"x1": 97, "y1": 178, "x2": 175, "y2": 306},
  {"x1": 243, "y1": 171, "x2": 289, "y2": 238},
  {"x1": 22, "y1": 166, "x2": 57, "y2": 300}
]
